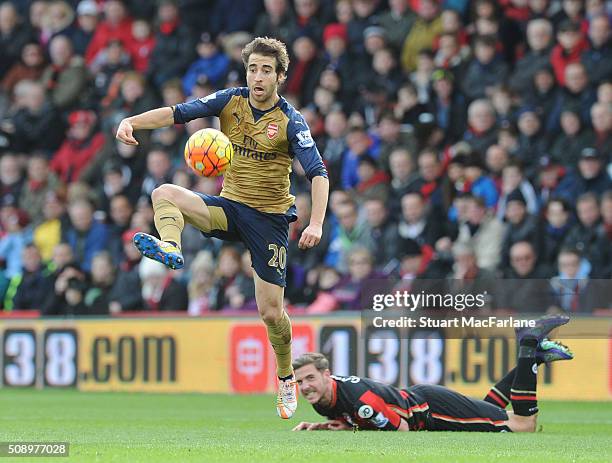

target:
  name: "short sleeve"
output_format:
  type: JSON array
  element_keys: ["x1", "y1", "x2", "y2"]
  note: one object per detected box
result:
[
  {"x1": 287, "y1": 112, "x2": 328, "y2": 181},
  {"x1": 355, "y1": 390, "x2": 402, "y2": 431},
  {"x1": 173, "y1": 87, "x2": 242, "y2": 124}
]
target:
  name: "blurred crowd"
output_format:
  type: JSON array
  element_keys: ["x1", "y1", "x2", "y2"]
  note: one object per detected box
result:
[{"x1": 0, "y1": 0, "x2": 610, "y2": 317}]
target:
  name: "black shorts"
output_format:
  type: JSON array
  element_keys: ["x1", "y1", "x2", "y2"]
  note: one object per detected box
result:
[
  {"x1": 195, "y1": 193, "x2": 297, "y2": 287},
  {"x1": 412, "y1": 384, "x2": 511, "y2": 432}
]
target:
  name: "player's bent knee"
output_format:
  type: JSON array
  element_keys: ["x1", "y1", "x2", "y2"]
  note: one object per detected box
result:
[
  {"x1": 152, "y1": 183, "x2": 179, "y2": 202},
  {"x1": 259, "y1": 307, "x2": 283, "y2": 325}
]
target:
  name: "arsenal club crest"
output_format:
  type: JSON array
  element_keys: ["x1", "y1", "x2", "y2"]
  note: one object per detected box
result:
[{"x1": 267, "y1": 123, "x2": 278, "y2": 139}]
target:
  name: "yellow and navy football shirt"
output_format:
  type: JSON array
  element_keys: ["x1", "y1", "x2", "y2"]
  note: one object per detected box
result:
[{"x1": 173, "y1": 87, "x2": 328, "y2": 214}]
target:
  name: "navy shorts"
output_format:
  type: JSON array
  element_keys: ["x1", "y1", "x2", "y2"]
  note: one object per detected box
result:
[
  {"x1": 195, "y1": 193, "x2": 297, "y2": 287},
  {"x1": 412, "y1": 385, "x2": 511, "y2": 432}
]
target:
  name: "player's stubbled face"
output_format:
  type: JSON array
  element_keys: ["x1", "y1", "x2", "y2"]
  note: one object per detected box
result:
[
  {"x1": 295, "y1": 364, "x2": 330, "y2": 405},
  {"x1": 246, "y1": 53, "x2": 281, "y2": 108}
]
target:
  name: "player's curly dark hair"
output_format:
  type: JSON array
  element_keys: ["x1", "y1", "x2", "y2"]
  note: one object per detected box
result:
[
  {"x1": 292, "y1": 353, "x2": 329, "y2": 372},
  {"x1": 241, "y1": 37, "x2": 290, "y2": 76}
]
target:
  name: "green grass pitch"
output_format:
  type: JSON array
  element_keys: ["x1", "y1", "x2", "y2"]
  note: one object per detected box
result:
[{"x1": 1, "y1": 390, "x2": 610, "y2": 462}]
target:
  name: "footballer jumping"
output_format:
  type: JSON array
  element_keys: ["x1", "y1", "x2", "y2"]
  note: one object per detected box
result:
[
  {"x1": 115, "y1": 37, "x2": 329, "y2": 419},
  {"x1": 293, "y1": 316, "x2": 573, "y2": 432}
]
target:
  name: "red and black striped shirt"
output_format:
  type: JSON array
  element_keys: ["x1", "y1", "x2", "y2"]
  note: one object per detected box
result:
[{"x1": 313, "y1": 375, "x2": 430, "y2": 431}]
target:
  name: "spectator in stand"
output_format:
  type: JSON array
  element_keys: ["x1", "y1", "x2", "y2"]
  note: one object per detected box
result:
[
  {"x1": 550, "y1": 106, "x2": 595, "y2": 168},
  {"x1": 187, "y1": 250, "x2": 215, "y2": 315},
  {"x1": 8, "y1": 244, "x2": 52, "y2": 311},
  {"x1": 288, "y1": 0, "x2": 324, "y2": 44},
  {"x1": 321, "y1": 23, "x2": 362, "y2": 107},
  {"x1": 375, "y1": 0, "x2": 415, "y2": 53},
  {"x1": 496, "y1": 161, "x2": 539, "y2": 220},
  {"x1": 182, "y1": 33, "x2": 229, "y2": 96},
  {"x1": 388, "y1": 147, "x2": 418, "y2": 217},
  {"x1": 284, "y1": 34, "x2": 325, "y2": 107},
  {"x1": 141, "y1": 147, "x2": 174, "y2": 197},
  {"x1": 551, "y1": 0, "x2": 586, "y2": 29},
  {"x1": 83, "y1": 251, "x2": 115, "y2": 315},
  {"x1": 500, "y1": 189, "x2": 542, "y2": 268},
  {"x1": 398, "y1": 192, "x2": 443, "y2": 247},
  {"x1": 38, "y1": 0, "x2": 76, "y2": 49},
  {"x1": 563, "y1": 192, "x2": 610, "y2": 277},
  {"x1": 498, "y1": 240, "x2": 553, "y2": 314},
  {"x1": 505, "y1": 241, "x2": 551, "y2": 279},
  {"x1": 363, "y1": 197, "x2": 399, "y2": 271},
  {"x1": 463, "y1": 153, "x2": 499, "y2": 210},
  {"x1": 221, "y1": 250, "x2": 256, "y2": 311},
  {"x1": 597, "y1": 80, "x2": 612, "y2": 104},
  {"x1": 449, "y1": 241, "x2": 496, "y2": 282},
  {"x1": 41, "y1": 264, "x2": 88, "y2": 316},
  {"x1": 601, "y1": 190, "x2": 612, "y2": 243},
  {"x1": 85, "y1": 0, "x2": 132, "y2": 65},
  {"x1": 254, "y1": 0, "x2": 296, "y2": 46},
  {"x1": 489, "y1": 85, "x2": 516, "y2": 127},
  {"x1": 562, "y1": 147, "x2": 612, "y2": 198},
  {"x1": 549, "y1": 247, "x2": 596, "y2": 314},
  {"x1": 410, "y1": 49, "x2": 435, "y2": 104},
  {"x1": 126, "y1": 18, "x2": 155, "y2": 74},
  {"x1": 463, "y1": 99, "x2": 498, "y2": 155},
  {"x1": 106, "y1": 194, "x2": 134, "y2": 263},
  {"x1": 33, "y1": 192, "x2": 67, "y2": 262},
  {"x1": 428, "y1": 68, "x2": 467, "y2": 145},
  {"x1": 139, "y1": 257, "x2": 188, "y2": 312},
  {"x1": 509, "y1": 18, "x2": 554, "y2": 96},
  {"x1": 485, "y1": 144, "x2": 509, "y2": 188},
  {"x1": 1, "y1": 42, "x2": 46, "y2": 96},
  {"x1": 527, "y1": 65, "x2": 559, "y2": 119},
  {"x1": 320, "y1": 109, "x2": 347, "y2": 191},
  {"x1": 456, "y1": 194, "x2": 505, "y2": 271},
  {"x1": 71, "y1": 0, "x2": 99, "y2": 57},
  {"x1": 548, "y1": 62, "x2": 596, "y2": 130},
  {"x1": 5, "y1": 80, "x2": 65, "y2": 154},
  {"x1": 147, "y1": 0, "x2": 196, "y2": 88},
  {"x1": 50, "y1": 110, "x2": 105, "y2": 184},
  {"x1": 108, "y1": 71, "x2": 158, "y2": 120},
  {"x1": 209, "y1": 246, "x2": 244, "y2": 311},
  {"x1": 0, "y1": 197, "x2": 31, "y2": 279},
  {"x1": 0, "y1": 2, "x2": 33, "y2": 77},
  {"x1": 515, "y1": 107, "x2": 549, "y2": 180},
  {"x1": 540, "y1": 197, "x2": 574, "y2": 267},
  {"x1": 393, "y1": 81, "x2": 429, "y2": 130},
  {"x1": 0, "y1": 153, "x2": 23, "y2": 204},
  {"x1": 19, "y1": 154, "x2": 62, "y2": 226},
  {"x1": 108, "y1": 228, "x2": 143, "y2": 313},
  {"x1": 550, "y1": 19, "x2": 589, "y2": 87},
  {"x1": 377, "y1": 112, "x2": 416, "y2": 172},
  {"x1": 461, "y1": 34, "x2": 509, "y2": 102},
  {"x1": 63, "y1": 198, "x2": 109, "y2": 273},
  {"x1": 581, "y1": 13, "x2": 612, "y2": 86},
  {"x1": 590, "y1": 101, "x2": 612, "y2": 156},
  {"x1": 208, "y1": 0, "x2": 264, "y2": 37},
  {"x1": 220, "y1": 32, "x2": 251, "y2": 88},
  {"x1": 332, "y1": 247, "x2": 376, "y2": 311},
  {"x1": 340, "y1": 124, "x2": 377, "y2": 190},
  {"x1": 400, "y1": 0, "x2": 442, "y2": 73},
  {"x1": 411, "y1": 149, "x2": 445, "y2": 206},
  {"x1": 325, "y1": 198, "x2": 373, "y2": 272},
  {"x1": 91, "y1": 39, "x2": 132, "y2": 104}
]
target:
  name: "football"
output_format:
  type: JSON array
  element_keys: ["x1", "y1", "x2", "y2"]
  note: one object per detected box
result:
[{"x1": 184, "y1": 128, "x2": 234, "y2": 177}]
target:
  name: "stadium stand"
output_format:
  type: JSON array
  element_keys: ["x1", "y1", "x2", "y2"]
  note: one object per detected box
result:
[{"x1": 0, "y1": 0, "x2": 610, "y2": 316}]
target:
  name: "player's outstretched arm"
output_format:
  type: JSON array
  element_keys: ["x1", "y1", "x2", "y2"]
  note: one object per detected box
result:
[
  {"x1": 299, "y1": 176, "x2": 329, "y2": 250},
  {"x1": 292, "y1": 420, "x2": 351, "y2": 431},
  {"x1": 116, "y1": 107, "x2": 175, "y2": 145}
]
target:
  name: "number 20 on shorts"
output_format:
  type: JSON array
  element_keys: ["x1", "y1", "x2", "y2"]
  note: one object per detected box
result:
[{"x1": 267, "y1": 244, "x2": 287, "y2": 269}]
